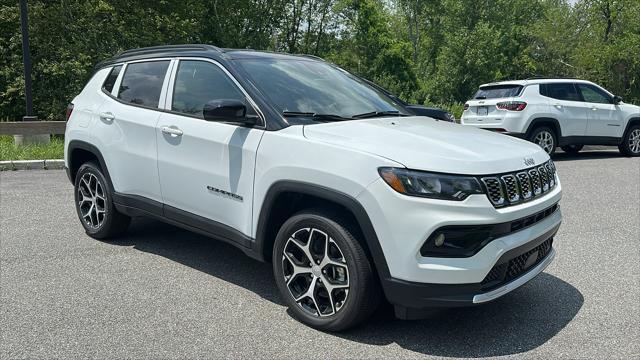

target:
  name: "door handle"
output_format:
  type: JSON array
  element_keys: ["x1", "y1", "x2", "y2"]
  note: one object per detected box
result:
[
  {"x1": 99, "y1": 112, "x2": 115, "y2": 122},
  {"x1": 161, "y1": 126, "x2": 183, "y2": 137},
  {"x1": 591, "y1": 107, "x2": 598, "y2": 111},
  {"x1": 554, "y1": 104, "x2": 562, "y2": 109}
]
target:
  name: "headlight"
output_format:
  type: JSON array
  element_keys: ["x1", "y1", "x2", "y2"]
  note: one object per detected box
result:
[{"x1": 378, "y1": 167, "x2": 483, "y2": 201}]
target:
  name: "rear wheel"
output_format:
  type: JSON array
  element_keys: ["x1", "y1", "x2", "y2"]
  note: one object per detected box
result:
[
  {"x1": 529, "y1": 127, "x2": 557, "y2": 155},
  {"x1": 561, "y1": 144, "x2": 584, "y2": 154},
  {"x1": 273, "y1": 211, "x2": 380, "y2": 331},
  {"x1": 74, "y1": 161, "x2": 130, "y2": 239},
  {"x1": 618, "y1": 125, "x2": 640, "y2": 157}
]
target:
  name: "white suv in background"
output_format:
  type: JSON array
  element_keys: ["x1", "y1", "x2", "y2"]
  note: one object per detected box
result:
[
  {"x1": 461, "y1": 79, "x2": 640, "y2": 156},
  {"x1": 65, "y1": 45, "x2": 562, "y2": 331}
]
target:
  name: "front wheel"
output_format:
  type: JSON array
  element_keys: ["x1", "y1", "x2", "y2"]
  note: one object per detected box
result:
[
  {"x1": 529, "y1": 127, "x2": 557, "y2": 155},
  {"x1": 561, "y1": 144, "x2": 584, "y2": 154},
  {"x1": 273, "y1": 211, "x2": 380, "y2": 331},
  {"x1": 74, "y1": 161, "x2": 130, "y2": 239},
  {"x1": 619, "y1": 125, "x2": 640, "y2": 157}
]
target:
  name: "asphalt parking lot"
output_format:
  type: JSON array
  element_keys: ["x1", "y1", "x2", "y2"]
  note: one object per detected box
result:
[{"x1": 1, "y1": 149, "x2": 638, "y2": 359}]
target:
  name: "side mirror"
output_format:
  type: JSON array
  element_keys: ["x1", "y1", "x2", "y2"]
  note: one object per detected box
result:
[
  {"x1": 613, "y1": 95, "x2": 623, "y2": 104},
  {"x1": 203, "y1": 99, "x2": 258, "y2": 126}
]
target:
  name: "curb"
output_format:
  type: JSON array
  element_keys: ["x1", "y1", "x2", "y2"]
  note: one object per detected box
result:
[{"x1": 0, "y1": 159, "x2": 64, "y2": 171}]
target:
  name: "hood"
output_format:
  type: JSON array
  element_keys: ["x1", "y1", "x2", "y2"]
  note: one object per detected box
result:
[{"x1": 303, "y1": 117, "x2": 549, "y2": 175}]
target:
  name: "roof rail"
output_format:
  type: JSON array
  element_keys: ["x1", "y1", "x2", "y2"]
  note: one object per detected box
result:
[
  {"x1": 525, "y1": 76, "x2": 578, "y2": 80},
  {"x1": 116, "y1": 44, "x2": 222, "y2": 58}
]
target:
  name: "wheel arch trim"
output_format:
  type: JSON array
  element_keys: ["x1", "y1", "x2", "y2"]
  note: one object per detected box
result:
[
  {"x1": 255, "y1": 180, "x2": 392, "y2": 279},
  {"x1": 67, "y1": 140, "x2": 113, "y2": 188},
  {"x1": 526, "y1": 117, "x2": 562, "y2": 139}
]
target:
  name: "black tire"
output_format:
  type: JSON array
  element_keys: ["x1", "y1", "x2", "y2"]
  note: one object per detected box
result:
[
  {"x1": 528, "y1": 126, "x2": 557, "y2": 155},
  {"x1": 618, "y1": 124, "x2": 640, "y2": 157},
  {"x1": 561, "y1": 144, "x2": 584, "y2": 154},
  {"x1": 74, "y1": 161, "x2": 130, "y2": 239},
  {"x1": 273, "y1": 210, "x2": 381, "y2": 331}
]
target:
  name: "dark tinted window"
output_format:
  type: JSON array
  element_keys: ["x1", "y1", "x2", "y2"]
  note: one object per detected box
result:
[
  {"x1": 236, "y1": 59, "x2": 407, "y2": 119},
  {"x1": 577, "y1": 84, "x2": 612, "y2": 104},
  {"x1": 118, "y1": 61, "x2": 169, "y2": 107},
  {"x1": 172, "y1": 61, "x2": 246, "y2": 118},
  {"x1": 540, "y1": 83, "x2": 582, "y2": 101},
  {"x1": 473, "y1": 85, "x2": 523, "y2": 99},
  {"x1": 102, "y1": 65, "x2": 122, "y2": 93}
]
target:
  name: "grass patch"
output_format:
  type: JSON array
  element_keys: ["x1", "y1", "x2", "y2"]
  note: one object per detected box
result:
[{"x1": 0, "y1": 135, "x2": 64, "y2": 160}]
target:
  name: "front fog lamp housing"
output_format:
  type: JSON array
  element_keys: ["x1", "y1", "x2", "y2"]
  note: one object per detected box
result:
[{"x1": 378, "y1": 167, "x2": 483, "y2": 201}]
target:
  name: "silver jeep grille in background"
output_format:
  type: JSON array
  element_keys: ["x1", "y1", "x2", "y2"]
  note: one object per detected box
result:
[{"x1": 480, "y1": 160, "x2": 557, "y2": 208}]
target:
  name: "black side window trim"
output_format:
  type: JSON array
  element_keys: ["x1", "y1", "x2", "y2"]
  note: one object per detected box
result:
[{"x1": 97, "y1": 58, "x2": 267, "y2": 129}]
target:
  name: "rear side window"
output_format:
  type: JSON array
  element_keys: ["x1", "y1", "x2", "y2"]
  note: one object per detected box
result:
[
  {"x1": 473, "y1": 85, "x2": 523, "y2": 99},
  {"x1": 540, "y1": 83, "x2": 582, "y2": 102},
  {"x1": 172, "y1": 60, "x2": 247, "y2": 119},
  {"x1": 117, "y1": 61, "x2": 170, "y2": 107},
  {"x1": 102, "y1": 65, "x2": 122, "y2": 93}
]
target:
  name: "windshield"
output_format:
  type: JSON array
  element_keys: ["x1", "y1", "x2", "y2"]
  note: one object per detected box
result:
[
  {"x1": 474, "y1": 85, "x2": 523, "y2": 99},
  {"x1": 236, "y1": 59, "x2": 408, "y2": 120}
]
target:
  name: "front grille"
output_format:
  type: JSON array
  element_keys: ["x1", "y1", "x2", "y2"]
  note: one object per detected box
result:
[
  {"x1": 480, "y1": 160, "x2": 557, "y2": 208},
  {"x1": 481, "y1": 237, "x2": 553, "y2": 291}
]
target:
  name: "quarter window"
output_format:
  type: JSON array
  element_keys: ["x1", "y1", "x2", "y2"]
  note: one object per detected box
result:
[
  {"x1": 540, "y1": 83, "x2": 582, "y2": 102},
  {"x1": 102, "y1": 65, "x2": 122, "y2": 93},
  {"x1": 117, "y1": 61, "x2": 170, "y2": 107},
  {"x1": 172, "y1": 60, "x2": 247, "y2": 119},
  {"x1": 577, "y1": 84, "x2": 612, "y2": 104}
]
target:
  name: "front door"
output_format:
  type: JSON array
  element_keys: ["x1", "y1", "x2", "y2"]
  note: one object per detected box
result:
[
  {"x1": 156, "y1": 59, "x2": 265, "y2": 237},
  {"x1": 576, "y1": 83, "x2": 623, "y2": 138}
]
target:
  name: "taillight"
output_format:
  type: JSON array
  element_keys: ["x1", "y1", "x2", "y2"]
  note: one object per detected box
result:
[
  {"x1": 66, "y1": 103, "x2": 74, "y2": 121},
  {"x1": 496, "y1": 101, "x2": 526, "y2": 111},
  {"x1": 463, "y1": 103, "x2": 469, "y2": 111}
]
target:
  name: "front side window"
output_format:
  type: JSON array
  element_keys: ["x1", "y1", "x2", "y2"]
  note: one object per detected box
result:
[
  {"x1": 172, "y1": 60, "x2": 247, "y2": 118},
  {"x1": 541, "y1": 83, "x2": 582, "y2": 102},
  {"x1": 102, "y1": 65, "x2": 122, "y2": 93},
  {"x1": 117, "y1": 61, "x2": 170, "y2": 107},
  {"x1": 236, "y1": 59, "x2": 407, "y2": 120},
  {"x1": 577, "y1": 84, "x2": 612, "y2": 104}
]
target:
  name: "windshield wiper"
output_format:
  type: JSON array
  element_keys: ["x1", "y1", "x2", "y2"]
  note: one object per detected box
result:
[
  {"x1": 351, "y1": 110, "x2": 409, "y2": 119},
  {"x1": 282, "y1": 111, "x2": 352, "y2": 122}
]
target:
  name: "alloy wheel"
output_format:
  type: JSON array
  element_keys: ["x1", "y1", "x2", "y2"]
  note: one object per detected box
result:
[
  {"x1": 534, "y1": 131, "x2": 554, "y2": 154},
  {"x1": 77, "y1": 173, "x2": 106, "y2": 229},
  {"x1": 629, "y1": 129, "x2": 640, "y2": 154},
  {"x1": 281, "y1": 227, "x2": 349, "y2": 317}
]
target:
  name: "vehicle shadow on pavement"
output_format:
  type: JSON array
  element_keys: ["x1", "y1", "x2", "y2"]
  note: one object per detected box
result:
[
  {"x1": 552, "y1": 149, "x2": 624, "y2": 162},
  {"x1": 110, "y1": 217, "x2": 284, "y2": 305},
  {"x1": 109, "y1": 218, "x2": 583, "y2": 358},
  {"x1": 339, "y1": 273, "x2": 584, "y2": 358}
]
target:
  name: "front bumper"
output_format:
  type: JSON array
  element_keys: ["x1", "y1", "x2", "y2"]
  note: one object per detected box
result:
[{"x1": 382, "y1": 223, "x2": 558, "y2": 318}]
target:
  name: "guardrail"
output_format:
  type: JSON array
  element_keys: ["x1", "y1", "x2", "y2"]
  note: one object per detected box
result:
[{"x1": 0, "y1": 121, "x2": 66, "y2": 135}]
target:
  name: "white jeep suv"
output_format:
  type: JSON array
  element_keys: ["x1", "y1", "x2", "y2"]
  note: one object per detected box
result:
[
  {"x1": 65, "y1": 45, "x2": 562, "y2": 331},
  {"x1": 460, "y1": 79, "x2": 640, "y2": 156}
]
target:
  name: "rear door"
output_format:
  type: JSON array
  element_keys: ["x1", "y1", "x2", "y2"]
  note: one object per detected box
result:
[
  {"x1": 576, "y1": 83, "x2": 623, "y2": 138},
  {"x1": 96, "y1": 59, "x2": 171, "y2": 203},
  {"x1": 542, "y1": 82, "x2": 589, "y2": 137},
  {"x1": 463, "y1": 84, "x2": 523, "y2": 125},
  {"x1": 156, "y1": 58, "x2": 265, "y2": 237}
]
